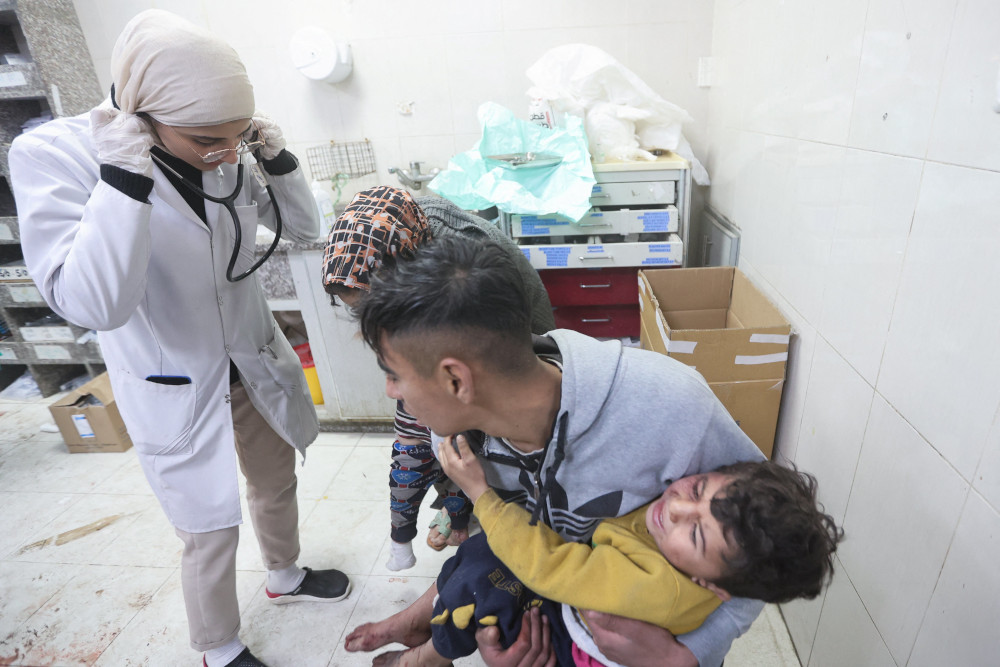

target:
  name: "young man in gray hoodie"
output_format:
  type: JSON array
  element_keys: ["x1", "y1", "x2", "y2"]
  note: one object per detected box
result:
[{"x1": 347, "y1": 235, "x2": 766, "y2": 667}]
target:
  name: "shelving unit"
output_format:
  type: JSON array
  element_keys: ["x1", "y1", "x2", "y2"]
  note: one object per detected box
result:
[
  {"x1": 501, "y1": 153, "x2": 691, "y2": 339},
  {"x1": 0, "y1": 0, "x2": 104, "y2": 396}
]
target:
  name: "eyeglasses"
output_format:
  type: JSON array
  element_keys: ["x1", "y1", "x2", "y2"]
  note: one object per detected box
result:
[{"x1": 161, "y1": 120, "x2": 265, "y2": 164}]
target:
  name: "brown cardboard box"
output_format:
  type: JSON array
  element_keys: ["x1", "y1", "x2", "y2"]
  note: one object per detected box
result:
[
  {"x1": 49, "y1": 372, "x2": 132, "y2": 453},
  {"x1": 638, "y1": 267, "x2": 791, "y2": 458}
]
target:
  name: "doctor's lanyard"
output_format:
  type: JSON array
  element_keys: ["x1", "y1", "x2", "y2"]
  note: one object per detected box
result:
[{"x1": 150, "y1": 152, "x2": 283, "y2": 282}]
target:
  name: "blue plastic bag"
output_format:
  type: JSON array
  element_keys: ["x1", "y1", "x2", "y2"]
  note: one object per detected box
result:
[{"x1": 430, "y1": 102, "x2": 596, "y2": 222}]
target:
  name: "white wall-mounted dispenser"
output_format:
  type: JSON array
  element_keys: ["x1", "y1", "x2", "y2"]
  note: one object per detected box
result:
[{"x1": 289, "y1": 27, "x2": 352, "y2": 84}]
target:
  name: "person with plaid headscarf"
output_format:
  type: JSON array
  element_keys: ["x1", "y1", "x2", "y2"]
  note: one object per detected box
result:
[{"x1": 322, "y1": 186, "x2": 554, "y2": 570}]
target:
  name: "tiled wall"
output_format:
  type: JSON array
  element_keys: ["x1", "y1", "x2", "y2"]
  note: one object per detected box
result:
[
  {"x1": 70, "y1": 0, "x2": 714, "y2": 193},
  {"x1": 705, "y1": 0, "x2": 1000, "y2": 665}
]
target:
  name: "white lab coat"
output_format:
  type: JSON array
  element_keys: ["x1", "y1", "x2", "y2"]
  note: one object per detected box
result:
[{"x1": 9, "y1": 113, "x2": 321, "y2": 532}]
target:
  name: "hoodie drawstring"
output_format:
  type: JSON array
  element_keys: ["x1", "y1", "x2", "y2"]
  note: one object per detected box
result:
[{"x1": 529, "y1": 412, "x2": 568, "y2": 526}]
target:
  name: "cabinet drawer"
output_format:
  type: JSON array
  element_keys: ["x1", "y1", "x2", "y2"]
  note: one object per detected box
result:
[
  {"x1": 540, "y1": 268, "x2": 639, "y2": 306},
  {"x1": 520, "y1": 235, "x2": 683, "y2": 270},
  {"x1": 552, "y1": 305, "x2": 639, "y2": 338},
  {"x1": 511, "y1": 206, "x2": 678, "y2": 238},
  {"x1": 590, "y1": 181, "x2": 675, "y2": 206}
]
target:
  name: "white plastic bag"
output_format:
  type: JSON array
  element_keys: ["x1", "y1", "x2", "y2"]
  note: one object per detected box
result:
[{"x1": 526, "y1": 44, "x2": 709, "y2": 185}]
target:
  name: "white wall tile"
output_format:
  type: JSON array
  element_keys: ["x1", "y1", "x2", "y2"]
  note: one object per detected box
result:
[
  {"x1": 626, "y1": 0, "x2": 693, "y2": 24},
  {"x1": 736, "y1": 134, "x2": 796, "y2": 271},
  {"x1": 71, "y1": 0, "x2": 112, "y2": 61},
  {"x1": 808, "y1": 560, "x2": 896, "y2": 667},
  {"x1": 839, "y1": 395, "x2": 969, "y2": 664},
  {"x1": 927, "y1": 0, "x2": 1000, "y2": 171},
  {"x1": 817, "y1": 149, "x2": 923, "y2": 385},
  {"x1": 444, "y1": 32, "x2": 507, "y2": 136},
  {"x1": 780, "y1": 593, "x2": 826, "y2": 666},
  {"x1": 739, "y1": 0, "x2": 812, "y2": 139},
  {"x1": 794, "y1": 0, "x2": 868, "y2": 145},
  {"x1": 793, "y1": 338, "x2": 873, "y2": 524},
  {"x1": 848, "y1": 0, "x2": 958, "y2": 157},
  {"x1": 908, "y1": 491, "x2": 1000, "y2": 667},
  {"x1": 761, "y1": 141, "x2": 843, "y2": 326},
  {"x1": 704, "y1": 126, "x2": 741, "y2": 220},
  {"x1": 706, "y1": 5, "x2": 751, "y2": 133},
  {"x1": 973, "y1": 411, "x2": 1000, "y2": 512},
  {"x1": 877, "y1": 163, "x2": 1000, "y2": 480}
]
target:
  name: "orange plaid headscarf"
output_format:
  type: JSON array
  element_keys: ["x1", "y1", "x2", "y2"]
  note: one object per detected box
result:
[{"x1": 321, "y1": 186, "x2": 431, "y2": 293}]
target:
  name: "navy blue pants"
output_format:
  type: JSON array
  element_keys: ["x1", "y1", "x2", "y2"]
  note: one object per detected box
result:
[{"x1": 431, "y1": 533, "x2": 575, "y2": 665}]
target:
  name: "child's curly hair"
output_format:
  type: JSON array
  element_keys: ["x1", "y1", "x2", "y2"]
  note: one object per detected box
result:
[{"x1": 709, "y1": 461, "x2": 843, "y2": 603}]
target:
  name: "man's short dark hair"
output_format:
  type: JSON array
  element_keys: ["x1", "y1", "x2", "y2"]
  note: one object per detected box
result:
[
  {"x1": 356, "y1": 235, "x2": 535, "y2": 376},
  {"x1": 709, "y1": 461, "x2": 843, "y2": 603}
]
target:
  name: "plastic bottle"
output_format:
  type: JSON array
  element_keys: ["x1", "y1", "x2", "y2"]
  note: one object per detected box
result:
[
  {"x1": 528, "y1": 98, "x2": 554, "y2": 128},
  {"x1": 285, "y1": 330, "x2": 324, "y2": 405},
  {"x1": 311, "y1": 180, "x2": 337, "y2": 234}
]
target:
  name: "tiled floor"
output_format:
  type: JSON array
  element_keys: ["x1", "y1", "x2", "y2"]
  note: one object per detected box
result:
[{"x1": 0, "y1": 395, "x2": 801, "y2": 667}]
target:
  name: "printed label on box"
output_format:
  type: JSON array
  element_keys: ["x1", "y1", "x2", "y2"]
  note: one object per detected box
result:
[
  {"x1": 0, "y1": 265, "x2": 31, "y2": 281},
  {"x1": 0, "y1": 222, "x2": 12, "y2": 241},
  {"x1": 0, "y1": 346, "x2": 17, "y2": 360},
  {"x1": 35, "y1": 344, "x2": 71, "y2": 360},
  {"x1": 0, "y1": 71, "x2": 28, "y2": 88},
  {"x1": 72, "y1": 414, "x2": 95, "y2": 438},
  {"x1": 9, "y1": 284, "x2": 42, "y2": 303},
  {"x1": 20, "y1": 326, "x2": 74, "y2": 343}
]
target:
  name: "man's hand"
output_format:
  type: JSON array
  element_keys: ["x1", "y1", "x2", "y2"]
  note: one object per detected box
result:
[
  {"x1": 477, "y1": 607, "x2": 556, "y2": 667},
  {"x1": 582, "y1": 610, "x2": 698, "y2": 667},
  {"x1": 438, "y1": 433, "x2": 488, "y2": 502}
]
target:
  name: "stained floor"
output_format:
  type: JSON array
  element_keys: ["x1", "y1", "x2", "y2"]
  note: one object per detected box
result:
[{"x1": 0, "y1": 395, "x2": 800, "y2": 666}]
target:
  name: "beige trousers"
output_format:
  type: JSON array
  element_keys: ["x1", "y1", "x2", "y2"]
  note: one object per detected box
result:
[{"x1": 175, "y1": 379, "x2": 300, "y2": 651}]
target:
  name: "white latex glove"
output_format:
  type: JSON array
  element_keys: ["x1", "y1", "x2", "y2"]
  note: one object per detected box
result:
[
  {"x1": 89, "y1": 103, "x2": 155, "y2": 178},
  {"x1": 251, "y1": 112, "x2": 286, "y2": 160}
]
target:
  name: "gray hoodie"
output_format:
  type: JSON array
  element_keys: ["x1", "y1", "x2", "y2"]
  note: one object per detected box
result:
[{"x1": 435, "y1": 328, "x2": 766, "y2": 667}]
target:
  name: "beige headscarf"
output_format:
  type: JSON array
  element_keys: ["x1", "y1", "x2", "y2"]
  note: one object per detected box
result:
[{"x1": 110, "y1": 9, "x2": 254, "y2": 126}]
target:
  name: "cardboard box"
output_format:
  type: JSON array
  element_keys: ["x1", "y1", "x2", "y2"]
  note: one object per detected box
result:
[
  {"x1": 638, "y1": 267, "x2": 791, "y2": 458},
  {"x1": 49, "y1": 372, "x2": 133, "y2": 453}
]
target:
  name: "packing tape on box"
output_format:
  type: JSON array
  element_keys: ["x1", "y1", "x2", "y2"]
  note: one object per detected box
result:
[
  {"x1": 666, "y1": 339, "x2": 697, "y2": 354},
  {"x1": 749, "y1": 333, "x2": 790, "y2": 345},
  {"x1": 735, "y1": 352, "x2": 788, "y2": 365},
  {"x1": 637, "y1": 275, "x2": 647, "y2": 311}
]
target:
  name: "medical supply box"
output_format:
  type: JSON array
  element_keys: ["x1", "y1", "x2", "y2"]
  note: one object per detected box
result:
[
  {"x1": 49, "y1": 372, "x2": 132, "y2": 453},
  {"x1": 638, "y1": 267, "x2": 791, "y2": 458}
]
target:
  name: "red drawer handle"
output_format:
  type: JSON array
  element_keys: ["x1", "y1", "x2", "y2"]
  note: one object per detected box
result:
[
  {"x1": 579, "y1": 283, "x2": 612, "y2": 289},
  {"x1": 580, "y1": 318, "x2": 611, "y2": 323}
]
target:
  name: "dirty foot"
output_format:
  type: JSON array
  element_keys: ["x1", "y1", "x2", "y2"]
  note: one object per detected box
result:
[
  {"x1": 372, "y1": 643, "x2": 453, "y2": 667},
  {"x1": 426, "y1": 526, "x2": 468, "y2": 551},
  {"x1": 345, "y1": 616, "x2": 431, "y2": 653}
]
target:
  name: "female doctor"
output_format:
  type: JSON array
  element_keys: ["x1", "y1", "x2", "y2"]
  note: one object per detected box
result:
[{"x1": 9, "y1": 10, "x2": 349, "y2": 667}]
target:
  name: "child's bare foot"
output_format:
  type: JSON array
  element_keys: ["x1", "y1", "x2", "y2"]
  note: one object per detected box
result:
[
  {"x1": 344, "y1": 616, "x2": 431, "y2": 653},
  {"x1": 372, "y1": 642, "x2": 453, "y2": 667}
]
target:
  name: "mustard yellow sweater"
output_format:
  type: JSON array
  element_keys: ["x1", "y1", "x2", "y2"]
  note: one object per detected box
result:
[{"x1": 474, "y1": 489, "x2": 722, "y2": 635}]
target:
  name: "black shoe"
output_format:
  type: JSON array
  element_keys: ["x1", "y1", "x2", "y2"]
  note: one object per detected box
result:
[
  {"x1": 202, "y1": 648, "x2": 269, "y2": 667},
  {"x1": 265, "y1": 566, "x2": 351, "y2": 604}
]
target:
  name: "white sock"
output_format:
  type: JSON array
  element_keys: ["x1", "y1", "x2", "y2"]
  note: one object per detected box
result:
[
  {"x1": 267, "y1": 564, "x2": 306, "y2": 594},
  {"x1": 204, "y1": 637, "x2": 246, "y2": 667},
  {"x1": 386, "y1": 540, "x2": 416, "y2": 571}
]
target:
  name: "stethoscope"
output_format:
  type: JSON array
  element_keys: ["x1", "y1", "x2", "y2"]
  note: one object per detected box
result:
[{"x1": 150, "y1": 150, "x2": 283, "y2": 282}]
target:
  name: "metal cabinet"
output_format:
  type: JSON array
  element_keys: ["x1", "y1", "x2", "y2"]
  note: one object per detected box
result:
[
  {"x1": 0, "y1": 0, "x2": 104, "y2": 396},
  {"x1": 501, "y1": 153, "x2": 691, "y2": 338}
]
